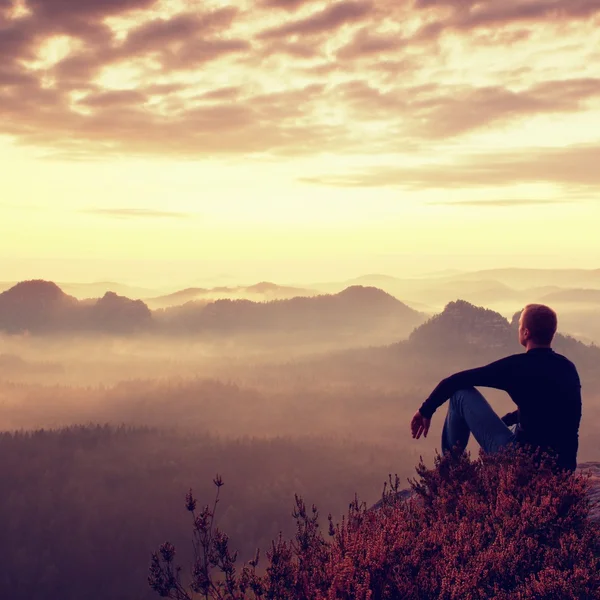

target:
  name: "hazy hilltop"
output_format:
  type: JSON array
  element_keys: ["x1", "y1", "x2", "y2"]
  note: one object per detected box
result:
[
  {"x1": 406, "y1": 299, "x2": 598, "y2": 367},
  {"x1": 0, "y1": 281, "x2": 79, "y2": 333},
  {"x1": 0, "y1": 281, "x2": 163, "y2": 300},
  {"x1": 0, "y1": 281, "x2": 152, "y2": 334},
  {"x1": 409, "y1": 300, "x2": 515, "y2": 351},
  {"x1": 400, "y1": 301, "x2": 600, "y2": 383}
]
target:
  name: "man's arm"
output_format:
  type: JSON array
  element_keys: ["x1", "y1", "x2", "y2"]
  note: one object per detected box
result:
[{"x1": 418, "y1": 355, "x2": 518, "y2": 419}]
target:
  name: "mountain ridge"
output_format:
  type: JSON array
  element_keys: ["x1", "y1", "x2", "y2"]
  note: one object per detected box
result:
[{"x1": 0, "y1": 280, "x2": 425, "y2": 338}]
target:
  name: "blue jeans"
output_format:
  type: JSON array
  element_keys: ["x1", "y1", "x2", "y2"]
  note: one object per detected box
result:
[{"x1": 442, "y1": 388, "x2": 517, "y2": 457}]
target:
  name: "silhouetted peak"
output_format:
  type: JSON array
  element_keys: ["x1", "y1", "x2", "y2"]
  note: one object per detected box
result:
[
  {"x1": 3, "y1": 280, "x2": 70, "y2": 302},
  {"x1": 441, "y1": 299, "x2": 507, "y2": 322},
  {"x1": 336, "y1": 285, "x2": 398, "y2": 304},
  {"x1": 0, "y1": 280, "x2": 78, "y2": 333},
  {"x1": 96, "y1": 291, "x2": 150, "y2": 312},
  {"x1": 409, "y1": 299, "x2": 513, "y2": 349},
  {"x1": 90, "y1": 291, "x2": 151, "y2": 332},
  {"x1": 97, "y1": 291, "x2": 124, "y2": 304}
]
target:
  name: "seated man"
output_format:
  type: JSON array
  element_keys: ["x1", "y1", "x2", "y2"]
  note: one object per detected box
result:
[{"x1": 411, "y1": 304, "x2": 582, "y2": 472}]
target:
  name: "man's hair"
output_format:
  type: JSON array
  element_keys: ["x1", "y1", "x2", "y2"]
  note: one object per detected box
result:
[{"x1": 521, "y1": 304, "x2": 558, "y2": 345}]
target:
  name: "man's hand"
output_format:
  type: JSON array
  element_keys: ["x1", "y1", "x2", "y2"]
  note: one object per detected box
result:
[{"x1": 411, "y1": 410, "x2": 431, "y2": 439}]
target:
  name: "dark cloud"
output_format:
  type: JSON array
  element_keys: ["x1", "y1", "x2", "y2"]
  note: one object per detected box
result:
[
  {"x1": 263, "y1": 40, "x2": 321, "y2": 58},
  {"x1": 79, "y1": 89, "x2": 147, "y2": 108},
  {"x1": 83, "y1": 208, "x2": 192, "y2": 219},
  {"x1": 336, "y1": 27, "x2": 405, "y2": 59},
  {"x1": 27, "y1": 0, "x2": 159, "y2": 20},
  {"x1": 197, "y1": 86, "x2": 243, "y2": 101},
  {"x1": 52, "y1": 54, "x2": 104, "y2": 87},
  {"x1": 0, "y1": 17, "x2": 35, "y2": 58},
  {"x1": 261, "y1": 0, "x2": 315, "y2": 9},
  {"x1": 300, "y1": 145, "x2": 600, "y2": 190},
  {"x1": 258, "y1": 1, "x2": 373, "y2": 39},
  {"x1": 0, "y1": 65, "x2": 37, "y2": 86},
  {"x1": 164, "y1": 38, "x2": 251, "y2": 70},
  {"x1": 413, "y1": 0, "x2": 600, "y2": 40},
  {"x1": 121, "y1": 8, "x2": 238, "y2": 55}
]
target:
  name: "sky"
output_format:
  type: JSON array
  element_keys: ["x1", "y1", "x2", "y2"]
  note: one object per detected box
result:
[{"x1": 1, "y1": 0, "x2": 600, "y2": 286}]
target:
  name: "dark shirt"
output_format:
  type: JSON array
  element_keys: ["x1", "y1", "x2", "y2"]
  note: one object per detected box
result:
[{"x1": 418, "y1": 348, "x2": 582, "y2": 471}]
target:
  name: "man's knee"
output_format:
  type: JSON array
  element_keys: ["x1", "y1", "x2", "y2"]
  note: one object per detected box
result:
[{"x1": 450, "y1": 387, "x2": 478, "y2": 404}]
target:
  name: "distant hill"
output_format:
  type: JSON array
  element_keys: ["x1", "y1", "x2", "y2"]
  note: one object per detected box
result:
[
  {"x1": 308, "y1": 272, "x2": 573, "y2": 314},
  {"x1": 0, "y1": 281, "x2": 79, "y2": 333},
  {"x1": 418, "y1": 280, "x2": 523, "y2": 307},
  {"x1": 408, "y1": 300, "x2": 516, "y2": 352},
  {"x1": 146, "y1": 281, "x2": 317, "y2": 309},
  {"x1": 0, "y1": 281, "x2": 152, "y2": 334},
  {"x1": 89, "y1": 292, "x2": 152, "y2": 333},
  {"x1": 540, "y1": 288, "x2": 600, "y2": 304},
  {"x1": 447, "y1": 268, "x2": 600, "y2": 289},
  {"x1": 407, "y1": 299, "x2": 598, "y2": 361},
  {"x1": 0, "y1": 281, "x2": 424, "y2": 340},
  {"x1": 156, "y1": 285, "x2": 425, "y2": 339},
  {"x1": 144, "y1": 287, "x2": 209, "y2": 309},
  {"x1": 384, "y1": 299, "x2": 600, "y2": 383}
]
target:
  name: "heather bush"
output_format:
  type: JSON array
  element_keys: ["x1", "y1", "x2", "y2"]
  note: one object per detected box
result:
[{"x1": 149, "y1": 446, "x2": 600, "y2": 600}]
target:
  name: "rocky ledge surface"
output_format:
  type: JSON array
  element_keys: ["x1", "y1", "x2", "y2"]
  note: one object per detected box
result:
[
  {"x1": 371, "y1": 462, "x2": 600, "y2": 522},
  {"x1": 578, "y1": 461, "x2": 600, "y2": 522}
]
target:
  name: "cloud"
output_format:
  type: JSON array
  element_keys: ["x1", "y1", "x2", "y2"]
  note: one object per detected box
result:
[
  {"x1": 83, "y1": 208, "x2": 193, "y2": 219},
  {"x1": 163, "y1": 38, "x2": 251, "y2": 70},
  {"x1": 0, "y1": 0, "x2": 599, "y2": 167},
  {"x1": 261, "y1": 0, "x2": 315, "y2": 10},
  {"x1": 300, "y1": 145, "x2": 600, "y2": 190},
  {"x1": 333, "y1": 77, "x2": 600, "y2": 138},
  {"x1": 258, "y1": 1, "x2": 373, "y2": 39},
  {"x1": 26, "y1": 0, "x2": 159, "y2": 20},
  {"x1": 80, "y1": 89, "x2": 147, "y2": 108},
  {"x1": 335, "y1": 27, "x2": 405, "y2": 60},
  {"x1": 196, "y1": 86, "x2": 243, "y2": 101},
  {"x1": 413, "y1": 0, "x2": 600, "y2": 40},
  {"x1": 121, "y1": 8, "x2": 239, "y2": 56},
  {"x1": 413, "y1": 78, "x2": 600, "y2": 138}
]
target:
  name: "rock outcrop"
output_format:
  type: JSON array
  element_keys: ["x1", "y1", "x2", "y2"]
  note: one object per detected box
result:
[{"x1": 371, "y1": 462, "x2": 600, "y2": 523}]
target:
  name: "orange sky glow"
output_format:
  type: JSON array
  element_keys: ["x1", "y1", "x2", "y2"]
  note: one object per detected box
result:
[{"x1": 1, "y1": 0, "x2": 599, "y2": 286}]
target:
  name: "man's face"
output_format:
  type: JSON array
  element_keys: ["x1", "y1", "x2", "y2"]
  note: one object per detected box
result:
[
  {"x1": 519, "y1": 311, "x2": 529, "y2": 346},
  {"x1": 518, "y1": 311, "x2": 529, "y2": 347}
]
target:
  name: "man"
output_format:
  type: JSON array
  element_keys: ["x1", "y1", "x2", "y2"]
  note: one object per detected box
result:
[{"x1": 410, "y1": 304, "x2": 582, "y2": 472}]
